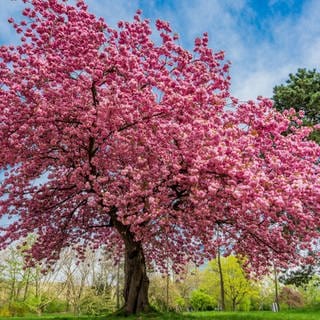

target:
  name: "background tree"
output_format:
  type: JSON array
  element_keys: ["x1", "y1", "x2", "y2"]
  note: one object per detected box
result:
[
  {"x1": 61, "y1": 248, "x2": 90, "y2": 315},
  {"x1": 0, "y1": 242, "x2": 118, "y2": 316},
  {"x1": 279, "y1": 286, "x2": 304, "y2": 309},
  {"x1": 200, "y1": 256, "x2": 254, "y2": 311},
  {"x1": 148, "y1": 273, "x2": 184, "y2": 312},
  {"x1": 250, "y1": 277, "x2": 275, "y2": 311},
  {"x1": 273, "y1": 68, "x2": 320, "y2": 143},
  {"x1": 279, "y1": 265, "x2": 315, "y2": 288},
  {"x1": 301, "y1": 275, "x2": 320, "y2": 308},
  {"x1": 1, "y1": 0, "x2": 320, "y2": 315},
  {"x1": 174, "y1": 264, "x2": 201, "y2": 311}
]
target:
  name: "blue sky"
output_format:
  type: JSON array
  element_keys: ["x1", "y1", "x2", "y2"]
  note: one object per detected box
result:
[{"x1": 0, "y1": 0, "x2": 319, "y2": 100}]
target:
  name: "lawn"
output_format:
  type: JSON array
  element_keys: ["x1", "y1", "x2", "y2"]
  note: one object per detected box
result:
[
  {"x1": 186, "y1": 310, "x2": 320, "y2": 320},
  {"x1": 1, "y1": 310, "x2": 320, "y2": 320}
]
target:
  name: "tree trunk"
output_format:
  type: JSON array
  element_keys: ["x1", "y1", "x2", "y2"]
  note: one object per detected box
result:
[
  {"x1": 22, "y1": 268, "x2": 31, "y2": 301},
  {"x1": 122, "y1": 238, "x2": 150, "y2": 314},
  {"x1": 274, "y1": 265, "x2": 280, "y2": 312},
  {"x1": 217, "y1": 248, "x2": 226, "y2": 311},
  {"x1": 110, "y1": 209, "x2": 150, "y2": 315},
  {"x1": 116, "y1": 261, "x2": 120, "y2": 309},
  {"x1": 232, "y1": 298, "x2": 236, "y2": 311}
]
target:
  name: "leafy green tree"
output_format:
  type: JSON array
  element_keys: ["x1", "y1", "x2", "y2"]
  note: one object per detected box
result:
[
  {"x1": 273, "y1": 68, "x2": 320, "y2": 143},
  {"x1": 1, "y1": 239, "x2": 37, "y2": 304},
  {"x1": 175, "y1": 265, "x2": 202, "y2": 311},
  {"x1": 201, "y1": 256, "x2": 255, "y2": 311},
  {"x1": 301, "y1": 275, "x2": 320, "y2": 308}
]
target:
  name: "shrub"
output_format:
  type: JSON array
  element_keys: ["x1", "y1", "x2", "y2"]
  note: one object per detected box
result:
[
  {"x1": 0, "y1": 305, "x2": 11, "y2": 317},
  {"x1": 80, "y1": 292, "x2": 114, "y2": 315},
  {"x1": 8, "y1": 301, "x2": 29, "y2": 316},
  {"x1": 45, "y1": 299, "x2": 68, "y2": 313},
  {"x1": 190, "y1": 290, "x2": 214, "y2": 311}
]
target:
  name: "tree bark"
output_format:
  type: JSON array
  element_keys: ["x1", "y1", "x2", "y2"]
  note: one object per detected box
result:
[
  {"x1": 217, "y1": 248, "x2": 226, "y2": 311},
  {"x1": 22, "y1": 268, "x2": 31, "y2": 301},
  {"x1": 110, "y1": 210, "x2": 150, "y2": 315},
  {"x1": 274, "y1": 265, "x2": 280, "y2": 312},
  {"x1": 232, "y1": 298, "x2": 236, "y2": 311},
  {"x1": 116, "y1": 261, "x2": 120, "y2": 310},
  {"x1": 122, "y1": 238, "x2": 150, "y2": 314}
]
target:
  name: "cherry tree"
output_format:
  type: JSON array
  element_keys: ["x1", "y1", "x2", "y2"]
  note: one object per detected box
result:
[{"x1": 0, "y1": 0, "x2": 319, "y2": 314}]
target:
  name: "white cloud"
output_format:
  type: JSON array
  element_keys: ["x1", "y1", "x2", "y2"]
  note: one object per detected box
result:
[
  {"x1": 171, "y1": 0, "x2": 320, "y2": 100},
  {"x1": 307, "y1": 39, "x2": 320, "y2": 66},
  {"x1": 232, "y1": 65, "x2": 296, "y2": 101}
]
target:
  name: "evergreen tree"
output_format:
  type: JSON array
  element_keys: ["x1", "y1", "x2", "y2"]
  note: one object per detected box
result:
[{"x1": 273, "y1": 68, "x2": 320, "y2": 143}]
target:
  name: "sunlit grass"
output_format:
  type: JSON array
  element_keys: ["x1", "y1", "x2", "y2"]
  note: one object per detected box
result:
[
  {"x1": 187, "y1": 309, "x2": 320, "y2": 320},
  {"x1": 1, "y1": 309, "x2": 320, "y2": 320}
]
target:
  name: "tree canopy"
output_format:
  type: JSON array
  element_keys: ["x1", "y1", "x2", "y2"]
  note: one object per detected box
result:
[
  {"x1": 273, "y1": 68, "x2": 320, "y2": 143},
  {"x1": 0, "y1": 0, "x2": 319, "y2": 314}
]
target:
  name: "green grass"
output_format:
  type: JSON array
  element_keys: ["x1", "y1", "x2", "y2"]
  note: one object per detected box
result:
[
  {"x1": 186, "y1": 309, "x2": 320, "y2": 320},
  {"x1": 1, "y1": 310, "x2": 320, "y2": 320}
]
